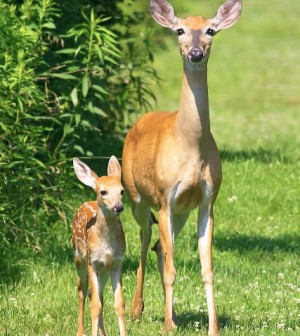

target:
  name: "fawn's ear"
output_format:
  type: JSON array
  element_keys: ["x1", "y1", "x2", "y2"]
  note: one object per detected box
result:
[
  {"x1": 150, "y1": 0, "x2": 178, "y2": 29},
  {"x1": 73, "y1": 158, "x2": 98, "y2": 189},
  {"x1": 212, "y1": 0, "x2": 242, "y2": 31},
  {"x1": 107, "y1": 156, "x2": 121, "y2": 177}
]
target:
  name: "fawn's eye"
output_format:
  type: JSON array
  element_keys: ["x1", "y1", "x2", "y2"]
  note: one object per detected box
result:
[
  {"x1": 100, "y1": 190, "x2": 108, "y2": 196},
  {"x1": 177, "y1": 28, "x2": 185, "y2": 36},
  {"x1": 206, "y1": 28, "x2": 215, "y2": 36},
  {"x1": 120, "y1": 189, "x2": 124, "y2": 196}
]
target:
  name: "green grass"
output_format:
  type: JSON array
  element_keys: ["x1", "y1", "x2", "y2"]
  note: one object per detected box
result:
[{"x1": 1, "y1": 0, "x2": 300, "y2": 335}]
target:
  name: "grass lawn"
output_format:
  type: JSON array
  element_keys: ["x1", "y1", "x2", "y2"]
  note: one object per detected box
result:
[{"x1": 1, "y1": 0, "x2": 299, "y2": 335}]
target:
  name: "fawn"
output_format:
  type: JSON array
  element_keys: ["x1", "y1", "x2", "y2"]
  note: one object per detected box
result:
[
  {"x1": 122, "y1": 0, "x2": 242, "y2": 335},
  {"x1": 72, "y1": 156, "x2": 126, "y2": 336}
]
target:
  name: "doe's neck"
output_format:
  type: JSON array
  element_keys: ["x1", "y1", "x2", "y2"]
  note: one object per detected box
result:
[{"x1": 176, "y1": 61, "x2": 210, "y2": 147}]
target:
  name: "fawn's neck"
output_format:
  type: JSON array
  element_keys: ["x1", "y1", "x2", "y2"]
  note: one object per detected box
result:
[
  {"x1": 96, "y1": 209, "x2": 119, "y2": 231},
  {"x1": 175, "y1": 62, "x2": 210, "y2": 152}
]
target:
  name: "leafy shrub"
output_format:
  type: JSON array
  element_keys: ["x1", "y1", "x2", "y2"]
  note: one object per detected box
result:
[{"x1": 0, "y1": 0, "x2": 157, "y2": 252}]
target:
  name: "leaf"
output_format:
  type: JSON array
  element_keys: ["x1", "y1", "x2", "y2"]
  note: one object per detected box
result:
[
  {"x1": 93, "y1": 106, "x2": 108, "y2": 117},
  {"x1": 74, "y1": 145, "x2": 84, "y2": 154},
  {"x1": 82, "y1": 75, "x2": 89, "y2": 97},
  {"x1": 52, "y1": 73, "x2": 77, "y2": 80},
  {"x1": 70, "y1": 88, "x2": 78, "y2": 107},
  {"x1": 31, "y1": 158, "x2": 46, "y2": 169},
  {"x1": 74, "y1": 113, "x2": 81, "y2": 125},
  {"x1": 42, "y1": 22, "x2": 56, "y2": 29},
  {"x1": 81, "y1": 120, "x2": 91, "y2": 128},
  {"x1": 5, "y1": 161, "x2": 23, "y2": 169},
  {"x1": 92, "y1": 84, "x2": 107, "y2": 95},
  {"x1": 56, "y1": 48, "x2": 77, "y2": 55},
  {"x1": 59, "y1": 113, "x2": 73, "y2": 118},
  {"x1": 75, "y1": 46, "x2": 82, "y2": 58},
  {"x1": 63, "y1": 124, "x2": 74, "y2": 136},
  {"x1": 87, "y1": 101, "x2": 94, "y2": 113},
  {"x1": 94, "y1": 93, "x2": 105, "y2": 102}
]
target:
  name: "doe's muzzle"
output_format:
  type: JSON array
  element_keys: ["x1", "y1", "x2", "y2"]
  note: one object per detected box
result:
[{"x1": 188, "y1": 48, "x2": 204, "y2": 63}]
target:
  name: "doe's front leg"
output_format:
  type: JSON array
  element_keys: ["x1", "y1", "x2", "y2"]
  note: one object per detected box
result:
[
  {"x1": 198, "y1": 206, "x2": 219, "y2": 336},
  {"x1": 130, "y1": 207, "x2": 152, "y2": 320},
  {"x1": 158, "y1": 208, "x2": 177, "y2": 333}
]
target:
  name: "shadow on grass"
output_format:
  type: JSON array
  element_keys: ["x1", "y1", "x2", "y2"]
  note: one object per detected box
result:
[
  {"x1": 123, "y1": 256, "x2": 140, "y2": 274},
  {"x1": 150, "y1": 311, "x2": 232, "y2": 334},
  {"x1": 178, "y1": 311, "x2": 232, "y2": 333},
  {"x1": 220, "y1": 147, "x2": 292, "y2": 163},
  {"x1": 214, "y1": 233, "x2": 300, "y2": 254},
  {"x1": 0, "y1": 249, "x2": 25, "y2": 285},
  {"x1": 0, "y1": 236, "x2": 74, "y2": 286}
]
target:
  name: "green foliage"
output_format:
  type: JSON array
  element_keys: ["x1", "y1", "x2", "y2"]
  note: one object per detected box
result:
[
  {"x1": 0, "y1": 1, "x2": 56, "y2": 245},
  {"x1": 1, "y1": 159, "x2": 299, "y2": 334},
  {"x1": 0, "y1": 0, "x2": 299, "y2": 335},
  {"x1": 48, "y1": 7, "x2": 157, "y2": 156},
  {"x1": 0, "y1": 0, "x2": 157, "y2": 248},
  {"x1": 48, "y1": 10, "x2": 122, "y2": 156}
]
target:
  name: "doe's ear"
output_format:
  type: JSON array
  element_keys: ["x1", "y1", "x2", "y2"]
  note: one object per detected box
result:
[
  {"x1": 212, "y1": 0, "x2": 242, "y2": 31},
  {"x1": 107, "y1": 156, "x2": 121, "y2": 178},
  {"x1": 73, "y1": 158, "x2": 98, "y2": 189},
  {"x1": 150, "y1": 0, "x2": 178, "y2": 28}
]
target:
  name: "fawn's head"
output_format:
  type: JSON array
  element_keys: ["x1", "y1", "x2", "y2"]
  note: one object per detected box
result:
[
  {"x1": 150, "y1": 0, "x2": 242, "y2": 71},
  {"x1": 73, "y1": 156, "x2": 124, "y2": 216}
]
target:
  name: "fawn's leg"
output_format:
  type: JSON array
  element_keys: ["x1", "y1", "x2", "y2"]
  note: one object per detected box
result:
[
  {"x1": 88, "y1": 264, "x2": 104, "y2": 336},
  {"x1": 97, "y1": 272, "x2": 109, "y2": 336},
  {"x1": 111, "y1": 264, "x2": 126, "y2": 336},
  {"x1": 76, "y1": 261, "x2": 88, "y2": 336}
]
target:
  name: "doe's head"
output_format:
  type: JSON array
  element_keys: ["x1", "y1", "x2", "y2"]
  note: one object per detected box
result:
[
  {"x1": 73, "y1": 156, "x2": 124, "y2": 216},
  {"x1": 150, "y1": 0, "x2": 242, "y2": 70}
]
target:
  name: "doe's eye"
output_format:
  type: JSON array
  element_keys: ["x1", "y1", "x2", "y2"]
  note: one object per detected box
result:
[
  {"x1": 177, "y1": 28, "x2": 185, "y2": 36},
  {"x1": 206, "y1": 28, "x2": 215, "y2": 36},
  {"x1": 100, "y1": 190, "x2": 108, "y2": 196},
  {"x1": 120, "y1": 189, "x2": 124, "y2": 196}
]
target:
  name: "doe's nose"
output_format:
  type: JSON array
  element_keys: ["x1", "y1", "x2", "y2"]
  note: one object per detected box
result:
[{"x1": 188, "y1": 48, "x2": 204, "y2": 63}]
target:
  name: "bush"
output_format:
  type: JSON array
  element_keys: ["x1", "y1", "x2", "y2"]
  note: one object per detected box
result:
[{"x1": 0, "y1": 0, "x2": 157, "y2": 252}]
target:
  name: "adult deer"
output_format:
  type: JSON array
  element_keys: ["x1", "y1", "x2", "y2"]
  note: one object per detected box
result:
[{"x1": 122, "y1": 0, "x2": 242, "y2": 335}]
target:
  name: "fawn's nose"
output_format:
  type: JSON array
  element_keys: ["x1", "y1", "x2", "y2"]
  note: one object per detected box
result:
[
  {"x1": 188, "y1": 48, "x2": 204, "y2": 63},
  {"x1": 114, "y1": 203, "x2": 124, "y2": 215}
]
